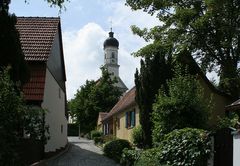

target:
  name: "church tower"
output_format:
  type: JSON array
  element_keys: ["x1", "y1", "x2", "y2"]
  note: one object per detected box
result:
[{"x1": 103, "y1": 30, "x2": 128, "y2": 92}]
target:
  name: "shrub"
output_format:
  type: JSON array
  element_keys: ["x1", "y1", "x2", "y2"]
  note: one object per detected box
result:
[
  {"x1": 152, "y1": 72, "x2": 210, "y2": 144},
  {"x1": 134, "y1": 148, "x2": 159, "y2": 166},
  {"x1": 120, "y1": 148, "x2": 142, "y2": 166},
  {"x1": 131, "y1": 125, "x2": 144, "y2": 148},
  {"x1": 102, "y1": 135, "x2": 116, "y2": 143},
  {"x1": 103, "y1": 139, "x2": 131, "y2": 162},
  {"x1": 90, "y1": 130, "x2": 102, "y2": 139},
  {"x1": 93, "y1": 137, "x2": 103, "y2": 144},
  {"x1": 135, "y1": 128, "x2": 212, "y2": 166},
  {"x1": 158, "y1": 128, "x2": 212, "y2": 166},
  {"x1": 217, "y1": 112, "x2": 239, "y2": 129}
]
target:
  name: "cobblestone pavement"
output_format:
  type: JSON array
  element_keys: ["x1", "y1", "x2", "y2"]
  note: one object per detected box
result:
[{"x1": 46, "y1": 137, "x2": 119, "y2": 166}]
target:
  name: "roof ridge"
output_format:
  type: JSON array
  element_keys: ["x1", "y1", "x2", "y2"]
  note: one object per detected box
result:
[
  {"x1": 102, "y1": 86, "x2": 136, "y2": 121},
  {"x1": 17, "y1": 16, "x2": 60, "y2": 19}
]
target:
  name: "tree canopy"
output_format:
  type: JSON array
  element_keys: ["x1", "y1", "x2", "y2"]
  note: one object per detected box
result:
[
  {"x1": 0, "y1": 69, "x2": 48, "y2": 165},
  {"x1": 0, "y1": 69, "x2": 25, "y2": 164},
  {"x1": 152, "y1": 68, "x2": 210, "y2": 144},
  {"x1": 69, "y1": 68, "x2": 122, "y2": 133},
  {"x1": 0, "y1": 10, "x2": 29, "y2": 85},
  {"x1": 135, "y1": 47, "x2": 173, "y2": 147},
  {"x1": 126, "y1": 0, "x2": 240, "y2": 99}
]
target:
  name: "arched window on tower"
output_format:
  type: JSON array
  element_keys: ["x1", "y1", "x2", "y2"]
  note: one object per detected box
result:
[{"x1": 112, "y1": 52, "x2": 115, "y2": 59}]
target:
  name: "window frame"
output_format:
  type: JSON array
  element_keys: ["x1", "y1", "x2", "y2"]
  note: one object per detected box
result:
[{"x1": 125, "y1": 109, "x2": 136, "y2": 129}]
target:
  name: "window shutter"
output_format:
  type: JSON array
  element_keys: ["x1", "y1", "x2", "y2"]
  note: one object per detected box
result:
[
  {"x1": 125, "y1": 112, "x2": 128, "y2": 128},
  {"x1": 133, "y1": 110, "x2": 136, "y2": 126},
  {"x1": 131, "y1": 110, "x2": 135, "y2": 127}
]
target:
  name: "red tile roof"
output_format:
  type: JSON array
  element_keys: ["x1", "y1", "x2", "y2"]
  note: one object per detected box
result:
[
  {"x1": 103, "y1": 87, "x2": 136, "y2": 121},
  {"x1": 16, "y1": 17, "x2": 60, "y2": 61},
  {"x1": 16, "y1": 17, "x2": 60, "y2": 101},
  {"x1": 23, "y1": 64, "x2": 46, "y2": 101}
]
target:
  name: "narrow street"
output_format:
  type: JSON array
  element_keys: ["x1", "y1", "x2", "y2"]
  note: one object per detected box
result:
[{"x1": 46, "y1": 137, "x2": 119, "y2": 166}]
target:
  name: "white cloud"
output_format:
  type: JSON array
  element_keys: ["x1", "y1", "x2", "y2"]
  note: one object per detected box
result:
[
  {"x1": 63, "y1": 22, "x2": 106, "y2": 99},
  {"x1": 63, "y1": 0, "x2": 160, "y2": 100}
]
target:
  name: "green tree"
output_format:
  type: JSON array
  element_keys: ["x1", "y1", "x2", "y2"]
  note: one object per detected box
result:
[
  {"x1": 0, "y1": 69, "x2": 25, "y2": 164},
  {"x1": 0, "y1": 9, "x2": 29, "y2": 85},
  {"x1": 69, "y1": 68, "x2": 122, "y2": 133},
  {"x1": 0, "y1": 68, "x2": 49, "y2": 164},
  {"x1": 126, "y1": 0, "x2": 240, "y2": 99},
  {"x1": 152, "y1": 69, "x2": 210, "y2": 144},
  {"x1": 135, "y1": 45, "x2": 173, "y2": 147}
]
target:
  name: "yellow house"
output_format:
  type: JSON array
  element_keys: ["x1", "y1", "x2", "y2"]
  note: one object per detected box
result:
[
  {"x1": 101, "y1": 87, "x2": 139, "y2": 142},
  {"x1": 99, "y1": 55, "x2": 233, "y2": 142},
  {"x1": 181, "y1": 54, "x2": 233, "y2": 126},
  {"x1": 97, "y1": 112, "x2": 108, "y2": 132}
]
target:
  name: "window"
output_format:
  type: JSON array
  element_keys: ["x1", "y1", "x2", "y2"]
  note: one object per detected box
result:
[
  {"x1": 125, "y1": 109, "x2": 135, "y2": 128},
  {"x1": 103, "y1": 123, "x2": 109, "y2": 135},
  {"x1": 116, "y1": 118, "x2": 120, "y2": 129},
  {"x1": 61, "y1": 124, "x2": 63, "y2": 133},
  {"x1": 58, "y1": 88, "x2": 61, "y2": 98},
  {"x1": 112, "y1": 52, "x2": 115, "y2": 58}
]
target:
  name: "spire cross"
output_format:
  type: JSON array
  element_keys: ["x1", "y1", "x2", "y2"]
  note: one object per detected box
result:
[{"x1": 110, "y1": 20, "x2": 112, "y2": 32}]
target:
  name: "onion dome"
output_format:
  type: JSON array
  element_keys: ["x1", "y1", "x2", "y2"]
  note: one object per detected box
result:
[{"x1": 103, "y1": 31, "x2": 119, "y2": 49}]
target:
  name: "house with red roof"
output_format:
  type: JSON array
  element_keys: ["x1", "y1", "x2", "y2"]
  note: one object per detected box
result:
[
  {"x1": 101, "y1": 87, "x2": 140, "y2": 141},
  {"x1": 97, "y1": 112, "x2": 108, "y2": 132},
  {"x1": 16, "y1": 17, "x2": 68, "y2": 153}
]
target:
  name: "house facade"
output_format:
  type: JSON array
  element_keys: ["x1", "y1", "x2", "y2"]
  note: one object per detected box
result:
[
  {"x1": 16, "y1": 17, "x2": 68, "y2": 153},
  {"x1": 97, "y1": 112, "x2": 108, "y2": 132},
  {"x1": 101, "y1": 87, "x2": 140, "y2": 141}
]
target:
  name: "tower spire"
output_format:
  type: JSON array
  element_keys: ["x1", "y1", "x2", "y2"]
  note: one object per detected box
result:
[{"x1": 110, "y1": 20, "x2": 112, "y2": 32}]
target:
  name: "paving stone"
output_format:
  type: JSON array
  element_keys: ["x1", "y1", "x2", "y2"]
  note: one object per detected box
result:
[{"x1": 46, "y1": 137, "x2": 119, "y2": 166}]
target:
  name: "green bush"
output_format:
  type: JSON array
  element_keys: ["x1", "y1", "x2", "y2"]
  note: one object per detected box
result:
[
  {"x1": 134, "y1": 148, "x2": 159, "y2": 166},
  {"x1": 103, "y1": 139, "x2": 131, "y2": 162},
  {"x1": 102, "y1": 135, "x2": 116, "y2": 143},
  {"x1": 158, "y1": 128, "x2": 212, "y2": 166},
  {"x1": 131, "y1": 125, "x2": 144, "y2": 148},
  {"x1": 120, "y1": 148, "x2": 142, "y2": 166},
  {"x1": 90, "y1": 130, "x2": 102, "y2": 139},
  {"x1": 93, "y1": 137, "x2": 103, "y2": 144},
  {"x1": 217, "y1": 112, "x2": 239, "y2": 129},
  {"x1": 135, "y1": 128, "x2": 212, "y2": 166},
  {"x1": 152, "y1": 72, "x2": 210, "y2": 144}
]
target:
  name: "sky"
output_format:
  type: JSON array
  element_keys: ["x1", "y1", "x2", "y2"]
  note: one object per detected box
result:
[{"x1": 10, "y1": 0, "x2": 160, "y2": 100}]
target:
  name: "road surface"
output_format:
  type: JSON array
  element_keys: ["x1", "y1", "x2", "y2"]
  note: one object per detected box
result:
[{"x1": 46, "y1": 137, "x2": 119, "y2": 166}]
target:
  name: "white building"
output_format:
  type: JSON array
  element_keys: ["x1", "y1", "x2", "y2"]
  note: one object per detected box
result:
[
  {"x1": 16, "y1": 17, "x2": 68, "y2": 153},
  {"x1": 103, "y1": 30, "x2": 128, "y2": 92}
]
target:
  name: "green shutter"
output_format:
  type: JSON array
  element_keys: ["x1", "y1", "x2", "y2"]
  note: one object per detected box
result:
[
  {"x1": 131, "y1": 110, "x2": 135, "y2": 127},
  {"x1": 125, "y1": 112, "x2": 128, "y2": 128}
]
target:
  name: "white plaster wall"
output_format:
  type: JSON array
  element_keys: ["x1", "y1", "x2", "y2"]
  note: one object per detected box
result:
[
  {"x1": 233, "y1": 133, "x2": 240, "y2": 166},
  {"x1": 108, "y1": 65, "x2": 119, "y2": 77},
  {"x1": 42, "y1": 68, "x2": 67, "y2": 152},
  {"x1": 104, "y1": 46, "x2": 118, "y2": 64}
]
